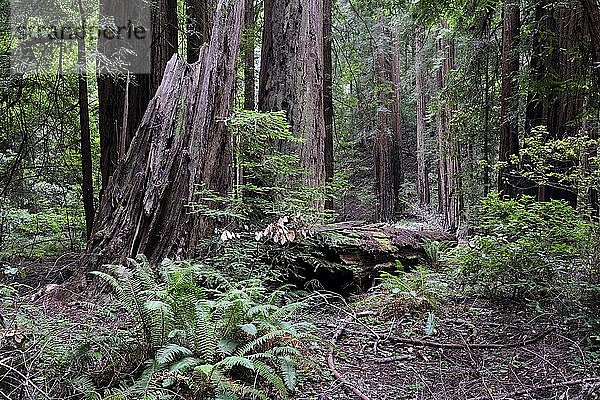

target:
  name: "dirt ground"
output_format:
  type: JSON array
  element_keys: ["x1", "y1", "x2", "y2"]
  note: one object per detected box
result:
[
  {"x1": 301, "y1": 292, "x2": 600, "y2": 400},
  {"x1": 4, "y1": 258, "x2": 600, "y2": 400}
]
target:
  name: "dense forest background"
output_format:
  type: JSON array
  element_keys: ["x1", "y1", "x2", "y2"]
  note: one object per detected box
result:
[
  {"x1": 1, "y1": 0, "x2": 600, "y2": 398},
  {"x1": 1, "y1": 0, "x2": 598, "y2": 258}
]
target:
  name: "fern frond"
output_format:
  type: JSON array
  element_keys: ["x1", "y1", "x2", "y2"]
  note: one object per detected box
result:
[
  {"x1": 156, "y1": 343, "x2": 194, "y2": 365},
  {"x1": 235, "y1": 330, "x2": 288, "y2": 357},
  {"x1": 252, "y1": 359, "x2": 289, "y2": 397}
]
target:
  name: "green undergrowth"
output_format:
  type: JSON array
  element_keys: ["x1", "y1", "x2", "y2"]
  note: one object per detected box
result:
[{"x1": 0, "y1": 257, "x2": 324, "y2": 400}]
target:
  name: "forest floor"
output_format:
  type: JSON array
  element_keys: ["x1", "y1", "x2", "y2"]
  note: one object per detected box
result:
[{"x1": 5, "y1": 257, "x2": 600, "y2": 400}]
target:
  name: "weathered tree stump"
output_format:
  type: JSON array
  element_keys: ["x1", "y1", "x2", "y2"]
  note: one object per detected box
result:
[{"x1": 84, "y1": 0, "x2": 244, "y2": 268}]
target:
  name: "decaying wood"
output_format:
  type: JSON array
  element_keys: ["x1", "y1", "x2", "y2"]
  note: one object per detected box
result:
[
  {"x1": 85, "y1": 0, "x2": 244, "y2": 268},
  {"x1": 310, "y1": 222, "x2": 454, "y2": 269}
]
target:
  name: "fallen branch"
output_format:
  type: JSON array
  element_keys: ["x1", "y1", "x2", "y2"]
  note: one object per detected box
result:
[
  {"x1": 327, "y1": 311, "x2": 374, "y2": 400},
  {"x1": 391, "y1": 327, "x2": 555, "y2": 350},
  {"x1": 467, "y1": 377, "x2": 600, "y2": 400},
  {"x1": 375, "y1": 355, "x2": 414, "y2": 364}
]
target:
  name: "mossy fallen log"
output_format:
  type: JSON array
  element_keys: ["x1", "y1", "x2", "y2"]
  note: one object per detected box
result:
[{"x1": 291, "y1": 222, "x2": 455, "y2": 290}]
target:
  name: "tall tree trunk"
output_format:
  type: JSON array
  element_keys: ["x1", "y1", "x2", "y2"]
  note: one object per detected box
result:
[
  {"x1": 436, "y1": 25, "x2": 462, "y2": 232},
  {"x1": 98, "y1": 0, "x2": 177, "y2": 193},
  {"x1": 243, "y1": 0, "x2": 255, "y2": 110},
  {"x1": 77, "y1": 0, "x2": 94, "y2": 239},
  {"x1": 323, "y1": 0, "x2": 335, "y2": 209},
  {"x1": 187, "y1": 0, "x2": 213, "y2": 62},
  {"x1": 97, "y1": 1, "x2": 152, "y2": 193},
  {"x1": 151, "y1": 0, "x2": 179, "y2": 92},
  {"x1": 86, "y1": 0, "x2": 244, "y2": 267},
  {"x1": 498, "y1": 0, "x2": 520, "y2": 197},
  {"x1": 580, "y1": 0, "x2": 600, "y2": 87},
  {"x1": 415, "y1": 25, "x2": 430, "y2": 208},
  {"x1": 391, "y1": 29, "x2": 404, "y2": 214},
  {"x1": 525, "y1": 0, "x2": 585, "y2": 204},
  {"x1": 259, "y1": 0, "x2": 326, "y2": 190},
  {"x1": 374, "y1": 15, "x2": 395, "y2": 221}
]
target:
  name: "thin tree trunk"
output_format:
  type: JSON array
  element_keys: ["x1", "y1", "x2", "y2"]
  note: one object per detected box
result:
[
  {"x1": 243, "y1": 0, "x2": 255, "y2": 110},
  {"x1": 259, "y1": 0, "x2": 326, "y2": 190},
  {"x1": 498, "y1": 0, "x2": 520, "y2": 197},
  {"x1": 391, "y1": 29, "x2": 404, "y2": 214},
  {"x1": 436, "y1": 25, "x2": 462, "y2": 232},
  {"x1": 374, "y1": 15, "x2": 395, "y2": 221},
  {"x1": 323, "y1": 0, "x2": 335, "y2": 209},
  {"x1": 415, "y1": 25, "x2": 430, "y2": 208},
  {"x1": 186, "y1": 0, "x2": 213, "y2": 62},
  {"x1": 77, "y1": 0, "x2": 94, "y2": 239},
  {"x1": 86, "y1": 0, "x2": 244, "y2": 267}
]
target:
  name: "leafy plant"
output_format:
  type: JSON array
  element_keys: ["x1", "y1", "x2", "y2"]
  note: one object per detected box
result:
[
  {"x1": 366, "y1": 262, "x2": 448, "y2": 318},
  {"x1": 450, "y1": 193, "x2": 594, "y2": 300},
  {"x1": 92, "y1": 257, "x2": 319, "y2": 400}
]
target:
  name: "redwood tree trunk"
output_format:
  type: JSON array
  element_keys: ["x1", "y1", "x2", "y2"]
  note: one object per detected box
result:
[
  {"x1": 498, "y1": 0, "x2": 520, "y2": 197},
  {"x1": 415, "y1": 25, "x2": 430, "y2": 208},
  {"x1": 187, "y1": 0, "x2": 213, "y2": 63},
  {"x1": 436, "y1": 25, "x2": 462, "y2": 232},
  {"x1": 77, "y1": 0, "x2": 94, "y2": 239},
  {"x1": 259, "y1": 0, "x2": 326, "y2": 189},
  {"x1": 151, "y1": 0, "x2": 179, "y2": 92},
  {"x1": 323, "y1": 0, "x2": 335, "y2": 209},
  {"x1": 374, "y1": 15, "x2": 395, "y2": 221},
  {"x1": 98, "y1": 0, "x2": 177, "y2": 193},
  {"x1": 391, "y1": 29, "x2": 404, "y2": 214},
  {"x1": 97, "y1": 1, "x2": 152, "y2": 193},
  {"x1": 86, "y1": 0, "x2": 244, "y2": 267},
  {"x1": 243, "y1": 0, "x2": 255, "y2": 110}
]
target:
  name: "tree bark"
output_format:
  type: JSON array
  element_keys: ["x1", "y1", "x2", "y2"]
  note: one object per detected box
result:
[
  {"x1": 86, "y1": 0, "x2": 244, "y2": 267},
  {"x1": 415, "y1": 25, "x2": 430, "y2": 208},
  {"x1": 97, "y1": 1, "x2": 152, "y2": 193},
  {"x1": 243, "y1": 0, "x2": 255, "y2": 110},
  {"x1": 77, "y1": 0, "x2": 94, "y2": 239},
  {"x1": 374, "y1": 15, "x2": 395, "y2": 221},
  {"x1": 498, "y1": 0, "x2": 520, "y2": 197},
  {"x1": 151, "y1": 0, "x2": 179, "y2": 92},
  {"x1": 391, "y1": 29, "x2": 404, "y2": 214},
  {"x1": 186, "y1": 0, "x2": 213, "y2": 63},
  {"x1": 258, "y1": 0, "x2": 326, "y2": 190},
  {"x1": 436, "y1": 25, "x2": 462, "y2": 232},
  {"x1": 323, "y1": 0, "x2": 335, "y2": 209}
]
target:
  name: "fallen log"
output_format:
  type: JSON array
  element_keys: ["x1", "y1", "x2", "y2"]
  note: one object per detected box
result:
[{"x1": 291, "y1": 222, "x2": 455, "y2": 290}]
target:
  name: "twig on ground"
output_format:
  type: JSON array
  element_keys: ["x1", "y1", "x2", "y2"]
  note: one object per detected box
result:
[
  {"x1": 374, "y1": 355, "x2": 414, "y2": 363},
  {"x1": 390, "y1": 327, "x2": 556, "y2": 350},
  {"x1": 467, "y1": 377, "x2": 600, "y2": 400},
  {"x1": 327, "y1": 311, "x2": 374, "y2": 400}
]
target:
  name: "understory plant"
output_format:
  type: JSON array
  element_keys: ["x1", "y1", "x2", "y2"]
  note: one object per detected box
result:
[
  {"x1": 92, "y1": 256, "x2": 318, "y2": 400},
  {"x1": 450, "y1": 193, "x2": 594, "y2": 300}
]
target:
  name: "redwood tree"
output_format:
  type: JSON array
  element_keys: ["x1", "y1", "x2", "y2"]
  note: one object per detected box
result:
[
  {"x1": 498, "y1": 0, "x2": 520, "y2": 197},
  {"x1": 258, "y1": 0, "x2": 326, "y2": 189},
  {"x1": 415, "y1": 25, "x2": 430, "y2": 208}
]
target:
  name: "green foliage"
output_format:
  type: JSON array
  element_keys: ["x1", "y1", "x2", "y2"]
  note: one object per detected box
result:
[
  {"x1": 366, "y1": 262, "x2": 448, "y2": 317},
  {"x1": 92, "y1": 257, "x2": 319, "y2": 400},
  {"x1": 450, "y1": 193, "x2": 594, "y2": 300}
]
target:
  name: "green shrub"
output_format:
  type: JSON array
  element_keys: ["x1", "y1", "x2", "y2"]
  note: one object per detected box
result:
[
  {"x1": 93, "y1": 257, "x2": 319, "y2": 400},
  {"x1": 450, "y1": 193, "x2": 594, "y2": 300}
]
